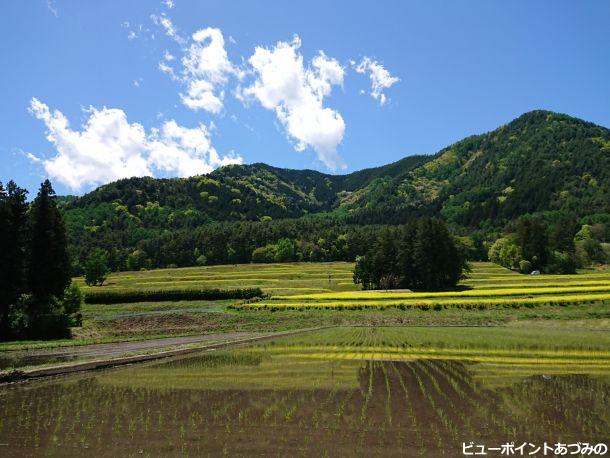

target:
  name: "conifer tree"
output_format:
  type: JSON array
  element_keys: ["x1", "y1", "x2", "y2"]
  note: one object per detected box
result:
[
  {"x1": 27, "y1": 180, "x2": 71, "y2": 300},
  {"x1": 0, "y1": 181, "x2": 29, "y2": 332},
  {"x1": 413, "y1": 218, "x2": 464, "y2": 290}
]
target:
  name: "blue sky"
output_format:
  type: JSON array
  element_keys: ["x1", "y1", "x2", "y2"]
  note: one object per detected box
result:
[{"x1": 1, "y1": 1, "x2": 609, "y2": 195}]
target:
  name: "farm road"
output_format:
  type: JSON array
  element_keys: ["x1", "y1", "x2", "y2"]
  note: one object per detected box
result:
[{"x1": 0, "y1": 332, "x2": 268, "y2": 368}]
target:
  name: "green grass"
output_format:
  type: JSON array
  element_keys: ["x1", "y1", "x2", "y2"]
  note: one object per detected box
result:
[{"x1": 75, "y1": 261, "x2": 359, "y2": 297}]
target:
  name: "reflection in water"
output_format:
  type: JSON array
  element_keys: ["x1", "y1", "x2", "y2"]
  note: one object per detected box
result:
[{"x1": 0, "y1": 352, "x2": 609, "y2": 457}]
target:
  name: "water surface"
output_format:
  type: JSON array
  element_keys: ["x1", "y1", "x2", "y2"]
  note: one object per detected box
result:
[{"x1": 1, "y1": 330, "x2": 609, "y2": 457}]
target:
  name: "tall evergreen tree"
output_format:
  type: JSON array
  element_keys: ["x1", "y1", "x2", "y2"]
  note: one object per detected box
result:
[
  {"x1": 372, "y1": 228, "x2": 399, "y2": 288},
  {"x1": 412, "y1": 218, "x2": 464, "y2": 290},
  {"x1": 0, "y1": 181, "x2": 29, "y2": 332},
  {"x1": 353, "y1": 219, "x2": 465, "y2": 291},
  {"x1": 28, "y1": 180, "x2": 71, "y2": 300},
  {"x1": 516, "y1": 217, "x2": 549, "y2": 270},
  {"x1": 397, "y1": 222, "x2": 417, "y2": 288}
]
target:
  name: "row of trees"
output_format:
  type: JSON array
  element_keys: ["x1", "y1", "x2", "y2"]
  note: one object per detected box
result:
[
  {"x1": 0, "y1": 180, "x2": 81, "y2": 339},
  {"x1": 488, "y1": 215, "x2": 609, "y2": 274},
  {"x1": 70, "y1": 219, "x2": 394, "y2": 272},
  {"x1": 353, "y1": 218, "x2": 468, "y2": 291}
]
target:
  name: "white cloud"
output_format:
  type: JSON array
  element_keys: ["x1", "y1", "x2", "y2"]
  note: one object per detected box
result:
[
  {"x1": 28, "y1": 98, "x2": 151, "y2": 190},
  {"x1": 180, "y1": 80, "x2": 224, "y2": 113},
  {"x1": 28, "y1": 98, "x2": 241, "y2": 190},
  {"x1": 151, "y1": 13, "x2": 185, "y2": 44},
  {"x1": 178, "y1": 27, "x2": 236, "y2": 113},
  {"x1": 243, "y1": 35, "x2": 346, "y2": 170},
  {"x1": 354, "y1": 57, "x2": 399, "y2": 105},
  {"x1": 133, "y1": 78, "x2": 143, "y2": 88},
  {"x1": 163, "y1": 50, "x2": 175, "y2": 61},
  {"x1": 18, "y1": 149, "x2": 43, "y2": 164},
  {"x1": 148, "y1": 121, "x2": 241, "y2": 176},
  {"x1": 162, "y1": 0, "x2": 174, "y2": 8}
]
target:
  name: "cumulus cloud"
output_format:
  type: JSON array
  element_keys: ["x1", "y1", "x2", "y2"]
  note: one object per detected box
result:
[
  {"x1": 28, "y1": 98, "x2": 241, "y2": 190},
  {"x1": 243, "y1": 35, "x2": 346, "y2": 170},
  {"x1": 162, "y1": 0, "x2": 174, "y2": 8},
  {"x1": 178, "y1": 27, "x2": 237, "y2": 113},
  {"x1": 353, "y1": 57, "x2": 399, "y2": 105},
  {"x1": 148, "y1": 121, "x2": 241, "y2": 176}
]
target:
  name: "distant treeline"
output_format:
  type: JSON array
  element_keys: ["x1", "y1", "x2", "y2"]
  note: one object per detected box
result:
[{"x1": 66, "y1": 217, "x2": 432, "y2": 274}]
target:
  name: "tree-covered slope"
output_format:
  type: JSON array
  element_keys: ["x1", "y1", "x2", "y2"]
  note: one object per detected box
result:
[
  {"x1": 340, "y1": 110, "x2": 610, "y2": 226},
  {"x1": 62, "y1": 153, "x2": 429, "y2": 228},
  {"x1": 59, "y1": 109, "x2": 610, "y2": 271}
]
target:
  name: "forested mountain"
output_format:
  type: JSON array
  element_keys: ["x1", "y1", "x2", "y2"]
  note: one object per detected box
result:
[
  {"x1": 68, "y1": 154, "x2": 429, "y2": 224},
  {"x1": 340, "y1": 110, "x2": 610, "y2": 225},
  {"x1": 58, "y1": 110, "x2": 610, "y2": 271}
]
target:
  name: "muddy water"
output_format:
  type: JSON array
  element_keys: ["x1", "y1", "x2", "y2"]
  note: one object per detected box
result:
[{"x1": 0, "y1": 349, "x2": 609, "y2": 457}]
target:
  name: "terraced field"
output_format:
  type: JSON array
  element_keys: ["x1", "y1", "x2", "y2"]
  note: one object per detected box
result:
[
  {"x1": 235, "y1": 262, "x2": 610, "y2": 310},
  {"x1": 2, "y1": 327, "x2": 608, "y2": 456},
  {"x1": 75, "y1": 261, "x2": 359, "y2": 297}
]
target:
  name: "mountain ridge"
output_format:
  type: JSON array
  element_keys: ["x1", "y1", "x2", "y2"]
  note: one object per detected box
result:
[
  {"x1": 58, "y1": 109, "x2": 610, "y2": 270},
  {"x1": 64, "y1": 109, "x2": 609, "y2": 225}
]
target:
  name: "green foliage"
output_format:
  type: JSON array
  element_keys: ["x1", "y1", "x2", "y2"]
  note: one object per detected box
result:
[
  {"x1": 195, "y1": 254, "x2": 208, "y2": 266},
  {"x1": 516, "y1": 217, "x2": 549, "y2": 270},
  {"x1": 340, "y1": 111, "x2": 610, "y2": 227},
  {"x1": 84, "y1": 288, "x2": 264, "y2": 304},
  {"x1": 488, "y1": 237, "x2": 521, "y2": 270},
  {"x1": 252, "y1": 244, "x2": 277, "y2": 263},
  {"x1": 84, "y1": 249, "x2": 110, "y2": 286},
  {"x1": 354, "y1": 218, "x2": 467, "y2": 291},
  {"x1": 127, "y1": 249, "x2": 149, "y2": 271},
  {"x1": 575, "y1": 238, "x2": 606, "y2": 266},
  {"x1": 0, "y1": 179, "x2": 75, "y2": 340},
  {"x1": 546, "y1": 251, "x2": 576, "y2": 275},
  {"x1": 0, "y1": 181, "x2": 29, "y2": 334},
  {"x1": 46, "y1": 110, "x2": 610, "y2": 272},
  {"x1": 28, "y1": 180, "x2": 71, "y2": 299},
  {"x1": 519, "y1": 260, "x2": 532, "y2": 274},
  {"x1": 274, "y1": 238, "x2": 296, "y2": 262},
  {"x1": 61, "y1": 284, "x2": 83, "y2": 326}
]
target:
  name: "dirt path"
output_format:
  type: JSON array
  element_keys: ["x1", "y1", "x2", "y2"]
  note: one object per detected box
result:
[
  {"x1": 0, "y1": 328, "x2": 328, "y2": 383},
  {"x1": 0, "y1": 332, "x2": 269, "y2": 369}
]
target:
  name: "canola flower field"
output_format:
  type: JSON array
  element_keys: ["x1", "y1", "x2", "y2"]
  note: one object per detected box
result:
[{"x1": 231, "y1": 262, "x2": 610, "y2": 310}]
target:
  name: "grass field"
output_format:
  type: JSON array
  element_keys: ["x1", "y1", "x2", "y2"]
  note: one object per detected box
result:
[{"x1": 75, "y1": 261, "x2": 359, "y2": 296}]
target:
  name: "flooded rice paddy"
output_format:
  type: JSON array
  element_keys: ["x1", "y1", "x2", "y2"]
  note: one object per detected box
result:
[{"x1": 1, "y1": 327, "x2": 609, "y2": 456}]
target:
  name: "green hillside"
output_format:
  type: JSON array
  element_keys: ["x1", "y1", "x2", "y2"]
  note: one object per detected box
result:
[
  {"x1": 339, "y1": 110, "x2": 610, "y2": 225},
  {"x1": 59, "y1": 110, "x2": 610, "y2": 271}
]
